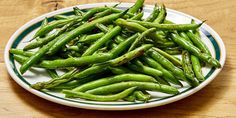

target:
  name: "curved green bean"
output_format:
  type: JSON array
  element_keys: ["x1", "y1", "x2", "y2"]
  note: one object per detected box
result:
[
  {"x1": 86, "y1": 81, "x2": 179, "y2": 95},
  {"x1": 73, "y1": 74, "x2": 157, "y2": 92},
  {"x1": 62, "y1": 87, "x2": 137, "y2": 101},
  {"x1": 191, "y1": 55, "x2": 205, "y2": 82}
]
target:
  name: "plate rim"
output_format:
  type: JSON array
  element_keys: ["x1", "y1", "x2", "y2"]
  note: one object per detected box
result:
[{"x1": 4, "y1": 2, "x2": 226, "y2": 110}]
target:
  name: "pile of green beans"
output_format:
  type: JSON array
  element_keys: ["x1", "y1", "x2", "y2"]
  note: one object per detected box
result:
[{"x1": 10, "y1": 0, "x2": 221, "y2": 102}]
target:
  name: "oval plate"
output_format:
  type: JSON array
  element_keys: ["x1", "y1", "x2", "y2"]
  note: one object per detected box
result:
[{"x1": 5, "y1": 3, "x2": 226, "y2": 110}]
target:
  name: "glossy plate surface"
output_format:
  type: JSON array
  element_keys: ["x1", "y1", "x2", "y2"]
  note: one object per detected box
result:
[{"x1": 4, "y1": 3, "x2": 226, "y2": 110}]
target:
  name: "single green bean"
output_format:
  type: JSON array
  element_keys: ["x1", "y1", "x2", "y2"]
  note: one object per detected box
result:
[
  {"x1": 10, "y1": 49, "x2": 34, "y2": 57},
  {"x1": 31, "y1": 69, "x2": 79, "y2": 90},
  {"x1": 20, "y1": 53, "x2": 111, "y2": 69},
  {"x1": 81, "y1": 7, "x2": 109, "y2": 21},
  {"x1": 128, "y1": 28, "x2": 156, "y2": 52},
  {"x1": 104, "y1": 44, "x2": 153, "y2": 66},
  {"x1": 109, "y1": 66, "x2": 135, "y2": 74},
  {"x1": 78, "y1": 32, "x2": 105, "y2": 43},
  {"x1": 86, "y1": 81, "x2": 179, "y2": 95},
  {"x1": 73, "y1": 74, "x2": 157, "y2": 92},
  {"x1": 128, "y1": 0, "x2": 144, "y2": 14},
  {"x1": 130, "y1": 12, "x2": 143, "y2": 20},
  {"x1": 82, "y1": 26, "x2": 121, "y2": 56},
  {"x1": 191, "y1": 55, "x2": 205, "y2": 82},
  {"x1": 128, "y1": 20, "x2": 203, "y2": 31},
  {"x1": 90, "y1": 8, "x2": 113, "y2": 21},
  {"x1": 145, "y1": 4, "x2": 159, "y2": 22},
  {"x1": 62, "y1": 87, "x2": 136, "y2": 101},
  {"x1": 41, "y1": 18, "x2": 48, "y2": 28},
  {"x1": 182, "y1": 50, "x2": 199, "y2": 86},
  {"x1": 110, "y1": 33, "x2": 139, "y2": 58}
]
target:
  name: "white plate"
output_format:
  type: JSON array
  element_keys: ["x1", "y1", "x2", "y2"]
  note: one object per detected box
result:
[{"x1": 4, "y1": 3, "x2": 226, "y2": 110}]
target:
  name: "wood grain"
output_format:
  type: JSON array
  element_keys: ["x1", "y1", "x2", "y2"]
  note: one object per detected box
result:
[{"x1": 0, "y1": 0, "x2": 235, "y2": 117}]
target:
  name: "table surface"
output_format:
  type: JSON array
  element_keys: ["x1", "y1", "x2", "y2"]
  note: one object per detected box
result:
[{"x1": 0, "y1": 0, "x2": 236, "y2": 117}]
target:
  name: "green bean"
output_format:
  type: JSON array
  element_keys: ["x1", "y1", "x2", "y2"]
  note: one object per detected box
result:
[
  {"x1": 73, "y1": 65, "x2": 109, "y2": 79},
  {"x1": 115, "y1": 18, "x2": 166, "y2": 43},
  {"x1": 171, "y1": 33, "x2": 221, "y2": 68},
  {"x1": 73, "y1": 7, "x2": 84, "y2": 16},
  {"x1": 191, "y1": 19, "x2": 201, "y2": 37},
  {"x1": 191, "y1": 55, "x2": 205, "y2": 82},
  {"x1": 127, "y1": 61, "x2": 167, "y2": 85},
  {"x1": 86, "y1": 81, "x2": 179, "y2": 95},
  {"x1": 51, "y1": 74, "x2": 104, "y2": 90},
  {"x1": 90, "y1": 8, "x2": 113, "y2": 21},
  {"x1": 128, "y1": 28, "x2": 156, "y2": 52},
  {"x1": 31, "y1": 69, "x2": 79, "y2": 90},
  {"x1": 109, "y1": 66, "x2": 135, "y2": 74},
  {"x1": 62, "y1": 87, "x2": 137, "y2": 101},
  {"x1": 186, "y1": 31, "x2": 211, "y2": 55},
  {"x1": 78, "y1": 32, "x2": 105, "y2": 43},
  {"x1": 152, "y1": 47, "x2": 182, "y2": 66},
  {"x1": 19, "y1": 32, "x2": 67, "y2": 74},
  {"x1": 47, "y1": 69, "x2": 59, "y2": 79},
  {"x1": 114, "y1": 35, "x2": 126, "y2": 44},
  {"x1": 134, "y1": 90, "x2": 151, "y2": 102},
  {"x1": 147, "y1": 49, "x2": 192, "y2": 85},
  {"x1": 179, "y1": 32, "x2": 193, "y2": 44},
  {"x1": 19, "y1": 53, "x2": 111, "y2": 69},
  {"x1": 182, "y1": 50, "x2": 199, "y2": 86},
  {"x1": 141, "y1": 56, "x2": 183, "y2": 86},
  {"x1": 47, "y1": 10, "x2": 128, "y2": 55},
  {"x1": 33, "y1": 17, "x2": 79, "y2": 38},
  {"x1": 54, "y1": 15, "x2": 75, "y2": 20},
  {"x1": 96, "y1": 23, "x2": 109, "y2": 32},
  {"x1": 128, "y1": 0, "x2": 144, "y2": 14},
  {"x1": 82, "y1": 26, "x2": 121, "y2": 56},
  {"x1": 153, "y1": 4, "x2": 166, "y2": 23},
  {"x1": 145, "y1": 4, "x2": 159, "y2": 22},
  {"x1": 110, "y1": 8, "x2": 134, "y2": 17},
  {"x1": 41, "y1": 18, "x2": 48, "y2": 28},
  {"x1": 103, "y1": 44, "x2": 153, "y2": 66},
  {"x1": 130, "y1": 12, "x2": 143, "y2": 20},
  {"x1": 164, "y1": 49, "x2": 182, "y2": 55},
  {"x1": 24, "y1": 22, "x2": 75, "y2": 50},
  {"x1": 123, "y1": 92, "x2": 136, "y2": 102},
  {"x1": 81, "y1": 7, "x2": 109, "y2": 21},
  {"x1": 32, "y1": 64, "x2": 109, "y2": 90},
  {"x1": 111, "y1": 33, "x2": 139, "y2": 58},
  {"x1": 73, "y1": 74, "x2": 157, "y2": 92},
  {"x1": 10, "y1": 49, "x2": 34, "y2": 57},
  {"x1": 128, "y1": 20, "x2": 203, "y2": 31},
  {"x1": 67, "y1": 46, "x2": 80, "y2": 52}
]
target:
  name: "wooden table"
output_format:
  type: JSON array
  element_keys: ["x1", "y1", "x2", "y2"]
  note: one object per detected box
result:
[{"x1": 0, "y1": 0, "x2": 235, "y2": 117}]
